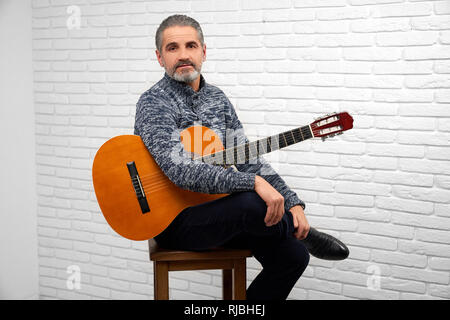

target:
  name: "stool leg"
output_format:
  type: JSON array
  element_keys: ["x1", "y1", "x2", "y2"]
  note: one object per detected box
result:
[
  {"x1": 222, "y1": 269, "x2": 232, "y2": 300},
  {"x1": 232, "y1": 258, "x2": 247, "y2": 300},
  {"x1": 154, "y1": 261, "x2": 169, "y2": 300}
]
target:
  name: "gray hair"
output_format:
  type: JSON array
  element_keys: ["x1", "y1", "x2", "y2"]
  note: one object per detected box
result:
[{"x1": 155, "y1": 15, "x2": 204, "y2": 52}]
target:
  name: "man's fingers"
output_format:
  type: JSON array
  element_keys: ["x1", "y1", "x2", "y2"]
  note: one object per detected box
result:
[
  {"x1": 295, "y1": 228, "x2": 305, "y2": 240},
  {"x1": 276, "y1": 200, "x2": 284, "y2": 224},
  {"x1": 265, "y1": 200, "x2": 284, "y2": 226},
  {"x1": 292, "y1": 213, "x2": 299, "y2": 230},
  {"x1": 254, "y1": 176, "x2": 286, "y2": 227},
  {"x1": 266, "y1": 205, "x2": 279, "y2": 226},
  {"x1": 264, "y1": 206, "x2": 274, "y2": 226},
  {"x1": 295, "y1": 225, "x2": 310, "y2": 240},
  {"x1": 302, "y1": 225, "x2": 311, "y2": 239},
  {"x1": 269, "y1": 208, "x2": 278, "y2": 226},
  {"x1": 271, "y1": 198, "x2": 282, "y2": 225},
  {"x1": 268, "y1": 206, "x2": 277, "y2": 226},
  {"x1": 299, "y1": 229, "x2": 308, "y2": 240}
]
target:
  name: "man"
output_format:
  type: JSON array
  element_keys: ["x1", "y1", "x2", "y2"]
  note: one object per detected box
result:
[{"x1": 134, "y1": 15, "x2": 348, "y2": 300}]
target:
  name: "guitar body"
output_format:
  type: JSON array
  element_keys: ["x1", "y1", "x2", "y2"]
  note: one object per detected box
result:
[{"x1": 92, "y1": 127, "x2": 228, "y2": 241}]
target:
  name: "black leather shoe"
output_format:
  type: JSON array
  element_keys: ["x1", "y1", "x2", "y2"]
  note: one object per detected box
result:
[{"x1": 300, "y1": 227, "x2": 349, "y2": 260}]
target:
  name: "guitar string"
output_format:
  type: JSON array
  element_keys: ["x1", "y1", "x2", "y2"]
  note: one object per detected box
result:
[
  {"x1": 199, "y1": 126, "x2": 313, "y2": 163},
  {"x1": 133, "y1": 126, "x2": 314, "y2": 183},
  {"x1": 130, "y1": 121, "x2": 343, "y2": 192},
  {"x1": 198, "y1": 126, "x2": 312, "y2": 162},
  {"x1": 133, "y1": 178, "x2": 167, "y2": 191},
  {"x1": 142, "y1": 181, "x2": 168, "y2": 191},
  {"x1": 131, "y1": 179, "x2": 168, "y2": 194},
  {"x1": 131, "y1": 125, "x2": 343, "y2": 193},
  {"x1": 132, "y1": 174, "x2": 174, "y2": 192},
  {"x1": 133, "y1": 174, "x2": 168, "y2": 187},
  {"x1": 139, "y1": 173, "x2": 166, "y2": 183},
  {"x1": 137, "y1": 169, "x2": 173, "y2": 183},
  {"x1": 142, "y1": 184, "x2": 168, "y2": 193}
]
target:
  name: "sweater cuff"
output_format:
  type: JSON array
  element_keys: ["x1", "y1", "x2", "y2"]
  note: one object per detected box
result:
[
  {"x1": 284, "y1": 194, "x2": 306, "y2": 212},
  {"x1": 234, "y1": 171, "x2": 256, "y2": 192}
]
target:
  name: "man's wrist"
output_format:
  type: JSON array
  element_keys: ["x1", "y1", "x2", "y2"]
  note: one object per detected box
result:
[
  {"x1": 285, "y1": 197, "x2": 306, "y2": 212},
  {"x1": 289, "y1": 204, "x2": 302, "y2": 211}
]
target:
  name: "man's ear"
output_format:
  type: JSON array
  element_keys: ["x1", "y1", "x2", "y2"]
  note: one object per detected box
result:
[
  {"x1": 156, "y1": 49, "x2": 164, "y2": 67},
  {"x1": 202, "y1": 44, "x2": 207, "y2": 62}
]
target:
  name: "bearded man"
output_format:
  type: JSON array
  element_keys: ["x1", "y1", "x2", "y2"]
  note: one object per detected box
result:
[{"x1": 134, "y1": 15, "x2": 349, "y2": 300}]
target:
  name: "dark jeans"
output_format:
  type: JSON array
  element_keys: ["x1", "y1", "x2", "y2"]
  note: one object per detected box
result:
[{"x1": 154, "y1": 191, "x2": 310, "y2": 300}]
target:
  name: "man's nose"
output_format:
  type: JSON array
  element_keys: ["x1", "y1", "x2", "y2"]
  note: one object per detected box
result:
[{"x1": 177, "y1": 47, "x2": 190, "y2": 60}]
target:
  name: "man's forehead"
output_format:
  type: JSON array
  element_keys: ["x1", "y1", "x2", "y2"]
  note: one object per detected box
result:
[{"x1": 162, "y1": 26, "x2": 201, "y2": 46}]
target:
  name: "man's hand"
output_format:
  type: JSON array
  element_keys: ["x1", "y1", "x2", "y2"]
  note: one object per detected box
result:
[
  {"x1": 290, "y1": 205, "x2": 310, "y2": 240},
  {"x1": 254, "y1": 175, "x2": 285, "y2": 227}
]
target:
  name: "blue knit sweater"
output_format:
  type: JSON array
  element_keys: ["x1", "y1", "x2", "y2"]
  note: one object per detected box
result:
[{"x1": 134, "y1": 73, "x2": 305, "y2": 212}]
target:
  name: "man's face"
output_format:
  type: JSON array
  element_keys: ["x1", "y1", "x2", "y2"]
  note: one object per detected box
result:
[{"x1": 156, "y1": 25, "x2": 206, "y2": 83}]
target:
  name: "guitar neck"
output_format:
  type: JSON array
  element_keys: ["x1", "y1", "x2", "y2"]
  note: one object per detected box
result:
[{"x1": 198, "y1": 125, "x2": 313, "y2": 165}]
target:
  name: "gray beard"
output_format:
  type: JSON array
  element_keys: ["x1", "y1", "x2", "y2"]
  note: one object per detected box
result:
[{"x1": 172, "y1": 69, "x2": 200, "y2": 83}]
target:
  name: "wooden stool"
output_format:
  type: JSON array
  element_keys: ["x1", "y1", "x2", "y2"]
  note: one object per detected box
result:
[{"x1": 149, "y1": 239, "x2": 252, "y2": 300}]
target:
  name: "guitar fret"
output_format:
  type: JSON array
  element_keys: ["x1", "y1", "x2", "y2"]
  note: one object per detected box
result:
[
  {"x1": 278, "y1": 132, "x2": 288, "y2": 148},
  {"x1": 289, "y1": 130, "x2": 296, "y2": 144},
  {"x1": 304, "y1": 125, "x2": 313, "y2": 139},
  {"x1": 292, "y1": 128, "x2": 302, "y2": 143}
]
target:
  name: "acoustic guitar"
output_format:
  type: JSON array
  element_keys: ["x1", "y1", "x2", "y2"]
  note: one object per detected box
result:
[{"x1": 92, "y1": 112, "x2": 353, "y2": 240}]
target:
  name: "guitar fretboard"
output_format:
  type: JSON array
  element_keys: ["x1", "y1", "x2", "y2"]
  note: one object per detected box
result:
[{"x1": 197, "y1": 125, "x2": 313, "y2": 165}]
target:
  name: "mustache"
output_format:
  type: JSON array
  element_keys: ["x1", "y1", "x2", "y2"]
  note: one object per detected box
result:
[{"x1": 175, "y1": 60, "x2": 196, "y2": 69}]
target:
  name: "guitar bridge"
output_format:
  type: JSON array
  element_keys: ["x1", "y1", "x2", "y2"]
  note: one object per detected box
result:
[{"x1": 127, "y1": 161, "x2": 150, "y2": 214}]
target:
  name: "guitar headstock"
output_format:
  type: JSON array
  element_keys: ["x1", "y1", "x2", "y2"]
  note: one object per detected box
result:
[{"x1": 310, "y1": 112, "x2": 354, "y2": 141}]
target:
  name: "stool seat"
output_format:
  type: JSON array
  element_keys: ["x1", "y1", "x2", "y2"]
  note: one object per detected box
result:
[{"x1": 149, "y1": 239, "x2": 252, "y2": 300}]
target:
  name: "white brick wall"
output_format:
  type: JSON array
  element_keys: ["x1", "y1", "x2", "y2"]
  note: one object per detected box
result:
[{"x1": 32, "y1": 0, "x2": 450, "y2": 300}]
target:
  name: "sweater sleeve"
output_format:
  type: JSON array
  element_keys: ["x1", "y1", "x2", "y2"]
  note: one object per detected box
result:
[
  {"x1": 225, "y1": 99, "x2": 306, "y2": 212},
  {"x1": 134, "y1": 91, "x2": 256, "y2": 194}
]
